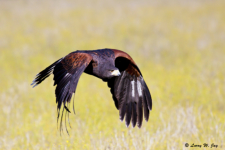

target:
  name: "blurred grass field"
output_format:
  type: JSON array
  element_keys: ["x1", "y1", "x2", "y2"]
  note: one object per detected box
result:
[{"x1": 0, "y1": 0, "x2": 225, "y2": 149}]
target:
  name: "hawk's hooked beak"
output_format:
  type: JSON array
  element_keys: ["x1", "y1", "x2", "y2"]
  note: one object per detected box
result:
[{"x1": 111, "y1": 70, "x2": 121, "y2": 76}]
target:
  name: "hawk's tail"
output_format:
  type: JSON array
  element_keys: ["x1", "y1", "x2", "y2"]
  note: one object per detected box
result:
[{"x1": 31, "y1": 59, "x2": 62, "y2": 87}]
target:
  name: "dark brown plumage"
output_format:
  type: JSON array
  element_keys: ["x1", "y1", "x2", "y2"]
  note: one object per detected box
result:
[{"x1": 31, "y1": 48, "x2": 152, "y2": 132}]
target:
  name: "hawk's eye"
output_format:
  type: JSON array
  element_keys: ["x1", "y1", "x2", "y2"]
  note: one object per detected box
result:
[
  {"x1": 93, "y1": 62, "x2": 97, "y2": 67},
  {"x1": 110, "y1": 70, "x2": 114, "y2": 72}
]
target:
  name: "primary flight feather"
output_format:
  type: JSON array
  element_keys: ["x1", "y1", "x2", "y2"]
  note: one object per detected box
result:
[{"x1": 31, "y1": 48, "x2": 152, "y2": 131}]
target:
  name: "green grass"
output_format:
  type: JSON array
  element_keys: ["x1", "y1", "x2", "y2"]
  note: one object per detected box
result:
[{"x1": 0, "y1": 0, "x2": 225, "y2": 149}]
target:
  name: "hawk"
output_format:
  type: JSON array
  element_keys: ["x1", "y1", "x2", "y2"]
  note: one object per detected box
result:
[{"x1": 31, "y1": 49, "x2": 152, "y2": 132}]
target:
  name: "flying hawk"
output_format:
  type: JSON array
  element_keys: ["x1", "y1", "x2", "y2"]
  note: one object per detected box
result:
[{"x1": 31, "y1": 49, "x2": 152, "y2": 131}]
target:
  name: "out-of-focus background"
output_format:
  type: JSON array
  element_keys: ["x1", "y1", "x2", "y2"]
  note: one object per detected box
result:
[{"x1": 0, "y1": 0, "x2": 225, "y2": 149}]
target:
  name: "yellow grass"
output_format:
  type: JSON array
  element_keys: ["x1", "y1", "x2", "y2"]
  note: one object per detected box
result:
[{"x1": 0, "y1": 0, "x2": 225, "y2": 149}]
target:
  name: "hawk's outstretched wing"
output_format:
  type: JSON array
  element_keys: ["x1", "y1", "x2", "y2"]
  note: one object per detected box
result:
[
  {"x1": 31, "y1": 52, "x2": 93, "y2": 133},
  {"x1": 107, "y1": 50, "x2": 152, "y2": 128}
]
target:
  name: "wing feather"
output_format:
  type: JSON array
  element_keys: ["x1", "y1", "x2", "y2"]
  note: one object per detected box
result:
[
  {"x1": 142, "y1": 79, "x2": 152, "y2": 110},
  {"x1": 131, "y1": 102, "x2": 137, "y2": 127},
  {"x1": 119, "y1": 76, "x2": 129, "y2": 120},
  {"x1": 125, "y1": 103, "x2": 132, "y2": 127},
  {"x1": 119, "y1": 100, "x2": 127, "y2": 121},
  {"x1": 137, "y1": 95, "x2": 143, "y2": 127},
  {"x1": 142, "y1": 89, "x2": 149, "y2": 121}
]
